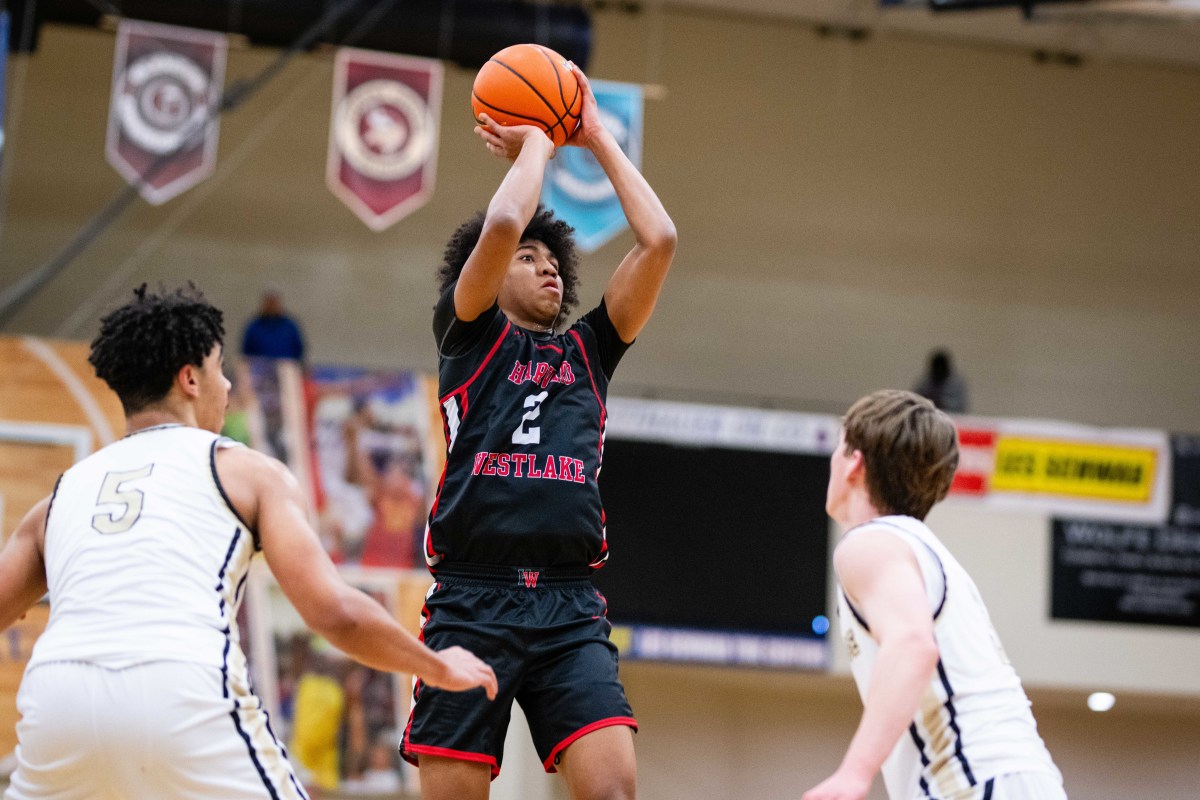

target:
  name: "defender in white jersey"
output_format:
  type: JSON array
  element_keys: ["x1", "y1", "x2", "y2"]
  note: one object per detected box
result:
[
  {"x1": 805, "y1": 390, "x2": 1065, "y2": 800},
  {"x1": 0, "y1": 285, "x2": 497, "y2": 800}
]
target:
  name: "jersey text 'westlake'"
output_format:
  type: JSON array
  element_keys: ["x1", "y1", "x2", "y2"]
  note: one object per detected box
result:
[
  {"x1": 428, "y1": 289, "x2": 632, "y2": 569},
  {"x1": 472, "y1": 451, "x2": 587, "y2": 482}
]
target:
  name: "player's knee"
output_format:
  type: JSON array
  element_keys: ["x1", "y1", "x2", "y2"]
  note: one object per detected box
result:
[
  {"x1": 608, "y1": 777, "x2": 637, "y2": 800},
  {"x1": 571, "y1": 771, "x2": 636, "y2": 800}
]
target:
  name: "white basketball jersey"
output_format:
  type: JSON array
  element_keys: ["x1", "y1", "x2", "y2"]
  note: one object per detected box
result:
[
  {"x1": 29, "y1": 424, "x2": 258, "y2": 672},
  {"x1": 836, "y1": 515, "x2": 1062, "y2": 800}
]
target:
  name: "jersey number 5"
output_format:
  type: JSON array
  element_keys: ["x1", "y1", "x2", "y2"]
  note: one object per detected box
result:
[
  {"x1": 512, "y1": 391, "x2": 549, "y2": 445},
  {"x1": 92, "y1": 465, "x2": 154, "y2": 534}
]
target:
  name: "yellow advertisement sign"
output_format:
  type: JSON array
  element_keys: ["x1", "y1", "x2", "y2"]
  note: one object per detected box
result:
[
  {"x1": 991, "y1": 437, "x2": 1157, "y2": 502},
  {"x1": 609, "y1": 624, "x2": 633, "y2": 655}
]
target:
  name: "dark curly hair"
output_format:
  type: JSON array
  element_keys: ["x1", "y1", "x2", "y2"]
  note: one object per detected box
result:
[
  {"x1": 89, "y1": 283, "x2": 225, "y2": 415},
  {"x1": 437, "y1": 206, "x2": 581, "y2": 318}
]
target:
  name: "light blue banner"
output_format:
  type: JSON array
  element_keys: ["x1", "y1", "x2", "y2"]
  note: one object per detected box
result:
[{"x1": 542, "y1": 79, "x2": 643, "y2": 253}]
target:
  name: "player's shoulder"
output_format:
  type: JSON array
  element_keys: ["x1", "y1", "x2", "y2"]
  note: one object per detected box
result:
[
  {"x1": 568, "y1": 301, "x2": 608, "y2": 332},
  {"x1": 840, "y1": 516, "x2": 913, "y2": 543},
  {"x1": 562, "y1": 304, "x2": 618, "y2": 359},
  {"x1": 835, "y1": 518, "x2": 927, "y2": 573},
  {"x1": 836, "y1": 524, "x2": 909, "y2": 561},
  {"x1": 845, "y1": 515, "x2": 936, "y2": 545},
  {"x1": 214, "y1": 441, "x2": 290, "y2": 484},
  {"x1": 435, "y1": 292, "x2": 507, "y2": 358}
]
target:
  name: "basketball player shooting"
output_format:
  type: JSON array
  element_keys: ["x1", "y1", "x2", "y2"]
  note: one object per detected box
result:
[
  {"x1": 0, "y1": 285, "x2": 497, "y2": 800},
  {"x1": 401, "y1": 64, "x2": 676, "y2": 800},
  {"x1": 805, "y1": 390, "x2": 1066, "y2": 800}
]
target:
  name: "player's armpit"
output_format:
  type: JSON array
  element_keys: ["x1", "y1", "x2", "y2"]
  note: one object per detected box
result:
[
  {"x1": 212, "y1": 447, "x2": 340, "y2": 622},
  {"x1": 212, "y1": 444, "x2": 279, "y2": 532},
  {"x1": 222, "y1": 449, "x2": 352, "y2": 630},
  {"x1": 0, "y1": 497, "x2": 50, "y2": 630},
  {"x1": 834, "y1": 530, "x2": 935, "y2": 647}
]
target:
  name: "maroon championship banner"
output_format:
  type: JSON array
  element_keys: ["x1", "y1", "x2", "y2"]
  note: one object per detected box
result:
[
  {"x1": 326, "y1": 48, "x2": 443, "y2": 231},
  {"x1": 106, "y1": 20, "x2": 227, "y2": 205}
]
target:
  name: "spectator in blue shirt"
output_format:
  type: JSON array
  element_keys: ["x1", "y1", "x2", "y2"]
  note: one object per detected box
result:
[{"x1": 242, "y1": 289, "x2": 306, "y2": 361}]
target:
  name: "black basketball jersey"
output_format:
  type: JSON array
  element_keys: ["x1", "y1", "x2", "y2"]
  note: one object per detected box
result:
[{"x1": 425, "y1": 284, "x2": 631, "y2": 569}]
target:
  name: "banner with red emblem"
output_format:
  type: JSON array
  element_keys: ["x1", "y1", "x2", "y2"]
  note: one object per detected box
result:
[
  {"x1": 106, "y1": 20, "x2": 227, "y2": 205},
  {"x1": 326, "y1": 49, "x2": 443, "y2": 231}
]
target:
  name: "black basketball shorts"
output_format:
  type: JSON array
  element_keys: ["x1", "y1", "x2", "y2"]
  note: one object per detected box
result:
[{"x1": 400, "y1": 565, "x2": 636, "y2": 778}]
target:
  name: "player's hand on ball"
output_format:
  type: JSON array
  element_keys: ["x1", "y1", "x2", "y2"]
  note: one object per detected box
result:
[
  {"x1": 474, "y1": 114, "x2": 554, "y2": 161},
  {"x1": 429, "y1": 646, "x2": 499, "y2": 699},
  {"x1": 564, "y1": 64, "x2": 605, "y2": 150}
]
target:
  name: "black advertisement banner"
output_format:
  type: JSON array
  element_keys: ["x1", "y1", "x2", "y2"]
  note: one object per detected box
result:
[
  {"x1": 1051, "y1": 518, "x2": 1200, "y2": 628},
  {"x1": 1170, "y1": 433, "x2": 1200, "y2": 528}
]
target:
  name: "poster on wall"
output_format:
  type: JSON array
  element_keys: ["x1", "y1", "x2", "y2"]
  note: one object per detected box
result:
[
  {"x1": 307, "y1": 366, "x2": 435, "y2": 569},
  {"x1": 249, "y1": 570, "x2": 410, "y2": 795},
  {"x1": 229, "y1": 357, "x2": 314, "y2": 497},
  {"x1": 1050, "y1": 518, "x2": 1200, "y2": 629},
  {"x1": 106, "y1": 20, "x2": 227, "y2": 204}
]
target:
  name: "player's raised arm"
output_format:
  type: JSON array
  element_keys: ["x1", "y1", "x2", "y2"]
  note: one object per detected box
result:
[
  {"x1": 0, "y1": 498, "x2": 50, "y2": 632},
  {"x1": 567, "y1": 65, "x2": 677, "y2": 343},
  {"x1": 453, "y1": 116, "x2": 557, "y2": 323},
  {"x1": 804, "y1": 530, "x2": 939, "y2": 800},
  {"x1": 215, "y1": 445, "x2": 498, "y2": 698}
]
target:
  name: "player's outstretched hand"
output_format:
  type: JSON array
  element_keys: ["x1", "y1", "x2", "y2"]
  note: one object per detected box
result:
[
  {"x1": 564, "y1": 64, "x2": 605, "y2": 151},
  {"x1": 801, "y1": 768, "x2": 872, "y2": 800},
  {"x1": 474, "y1": 113, "x2": 553, "y2": 161},
  {"x1": 427, "y1": 646, "x2": 499, "y2": 700}
]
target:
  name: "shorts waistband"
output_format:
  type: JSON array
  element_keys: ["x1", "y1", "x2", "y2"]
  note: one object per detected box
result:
[{"x1": 434, "y1": 563, "x2": 593, "y2": 588}]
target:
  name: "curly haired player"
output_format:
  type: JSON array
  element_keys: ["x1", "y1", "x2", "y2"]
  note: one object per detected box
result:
[
  {"x1": 402, "y1": 66, "x2": 676, "y2": 800},
  {"x1": 0, "y1": 284, "x2": 496, "y2": 800}
]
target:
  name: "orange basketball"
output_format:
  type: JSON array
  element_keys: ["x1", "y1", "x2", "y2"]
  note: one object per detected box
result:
[{"x1": 471, "y1": 44, "x2": 582, "y2": 148}]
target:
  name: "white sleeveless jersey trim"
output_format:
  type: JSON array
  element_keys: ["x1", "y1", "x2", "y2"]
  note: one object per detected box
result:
[
  {"x1": 30, "y1": 426, "x2": 257, "y2": 671},
  {"x1": 836, "y1": 516, "x2": 1062, "y2": 800},
  {"x1": 840, "y1": 520, "x2": 946, "y2": 632}
]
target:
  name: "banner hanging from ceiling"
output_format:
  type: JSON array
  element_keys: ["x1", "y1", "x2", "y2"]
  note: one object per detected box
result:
[
  {"x1": 541, "y1": 79, "x2": 643, "y2": 253},
  {"x1": 327, "y1": 48, "x2": 444, "y2": 231},
  {"x1": 106, "y1": 20, "x2": 227, "y2": 205}
]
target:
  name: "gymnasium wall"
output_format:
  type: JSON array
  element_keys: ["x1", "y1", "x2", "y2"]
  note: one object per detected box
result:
[
  {"x1": 3, "y1": 7, "x2": 1200, "y2": 799},
  {"x1": 2, "y1": 11, "x2": 1199, "y2": 432},
  {"x1": 620, "y1": 661, "x2": 1200, "y2": 800},
  {"x1": 0, "y1": 338, "x2": 126, "y2": 757}
]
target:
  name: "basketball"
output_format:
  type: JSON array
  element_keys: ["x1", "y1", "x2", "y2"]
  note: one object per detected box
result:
[{"x1": 471, "y1": 44, "x2": 582, "y2": 147}]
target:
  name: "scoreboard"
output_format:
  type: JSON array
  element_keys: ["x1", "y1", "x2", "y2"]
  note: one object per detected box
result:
[{"x1": 594, "y1": 399, "x2": 837, "y2": 670}]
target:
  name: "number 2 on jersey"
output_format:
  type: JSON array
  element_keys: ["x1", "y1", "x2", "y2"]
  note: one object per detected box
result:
[
  {"x1": 92, "y1": 465, "x2": 154, "y2": 534},
  {"x1": 512, "y1": 391, "x2": 549, "y2": 444}
]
